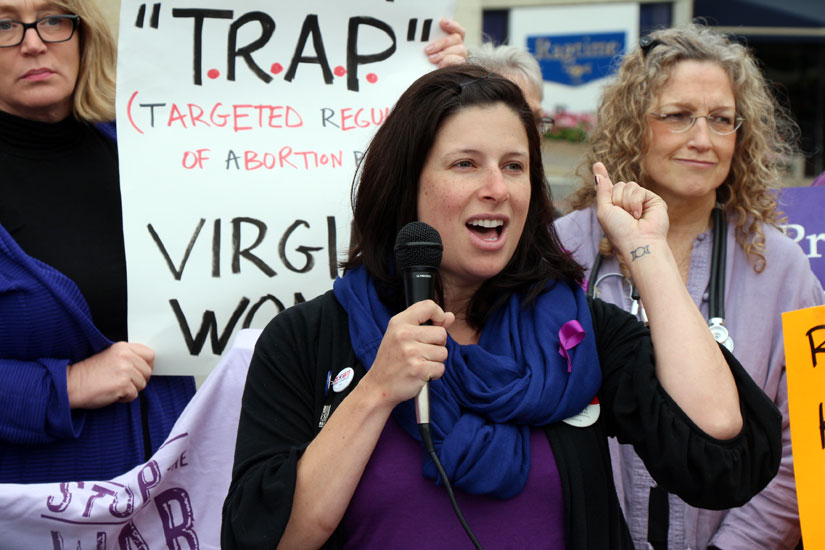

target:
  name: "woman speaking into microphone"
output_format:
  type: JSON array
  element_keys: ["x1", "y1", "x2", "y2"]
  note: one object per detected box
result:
[{"x1": 222, "y1": 64, "x2": 781, "y2": 549}]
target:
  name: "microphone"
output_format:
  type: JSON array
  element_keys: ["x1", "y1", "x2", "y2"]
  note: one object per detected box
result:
[
  {"x1": 393, "y1": 222, "x2": 482, "y2": 550},
  {"x1": 394, "y1": 221, "x2": 442, "y2": 425}
]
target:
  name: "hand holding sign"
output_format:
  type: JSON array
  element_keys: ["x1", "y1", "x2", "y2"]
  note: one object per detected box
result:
[
  {"x1": 425, "y1": 19, "x2": 468, "y2": 67},
  {"x1": 67, "y1": 342, "x2": 155, "y2": 408}
]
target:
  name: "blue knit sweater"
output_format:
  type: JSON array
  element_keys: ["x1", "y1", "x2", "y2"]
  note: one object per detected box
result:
[
  {"x1": 0, "y1": 221, "x2": 195, "y2": 483},
  {"x1": 0, "y1": 113, "x2": 194, "y2": 483}
]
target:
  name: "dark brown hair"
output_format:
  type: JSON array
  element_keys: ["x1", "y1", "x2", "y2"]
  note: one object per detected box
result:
[{"x1": 344, "y1": 64, "x2": 583, "y2": 328}]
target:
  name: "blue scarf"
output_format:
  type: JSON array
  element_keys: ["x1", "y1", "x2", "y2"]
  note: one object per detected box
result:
[{"x1": 333, "y1": 267, "x2": 601, "y2": 499}]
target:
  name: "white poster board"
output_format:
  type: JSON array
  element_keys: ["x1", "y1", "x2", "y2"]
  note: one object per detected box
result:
[
  {"x1": 116, "y1": 0, "x2": 455, "y2": 375},
  {"x1": 509, "y1": 3, "x2": 639, "y2": 114}
]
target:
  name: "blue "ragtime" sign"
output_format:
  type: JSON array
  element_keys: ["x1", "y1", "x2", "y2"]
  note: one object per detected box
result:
[{"x1": 527, "y1": 32, "x2": 625, "y2": 86}]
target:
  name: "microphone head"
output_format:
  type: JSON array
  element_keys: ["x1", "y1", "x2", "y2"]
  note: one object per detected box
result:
[{"x1": 394, "y1": 222, "x2": 443, "y2": 271}]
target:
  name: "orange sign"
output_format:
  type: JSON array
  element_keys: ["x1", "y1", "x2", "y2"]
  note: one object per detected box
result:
[{"x1": 782, "y1": 304, "x2": 825, "y2": 549}]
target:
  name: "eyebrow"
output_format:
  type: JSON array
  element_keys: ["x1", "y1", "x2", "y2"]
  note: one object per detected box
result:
[
  {"x1": 659, "y1": 101, "x2": 736, "y2": 112},
  {"x1": 0, "y1": 1, "x2": 54, "y2": 14},
  {"x1": 444, "y1": 148, "x2": 529, "y2": 157}
]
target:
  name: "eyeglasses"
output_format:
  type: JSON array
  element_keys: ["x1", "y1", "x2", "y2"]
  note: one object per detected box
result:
[
  {"x1": 648, "y1": 111, "x2": 744, "y2": 135},
  {"x1": 538, "y1": 116, "x2": 555, "y2": 135},
  {"x1": 0, "y1": 15, "x2": 80, "y2": 48}
]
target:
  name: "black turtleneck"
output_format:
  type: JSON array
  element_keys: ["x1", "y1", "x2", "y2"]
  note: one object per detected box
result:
[{"x1": 0, "y1": 110, "x2": 127, "y2": 342}]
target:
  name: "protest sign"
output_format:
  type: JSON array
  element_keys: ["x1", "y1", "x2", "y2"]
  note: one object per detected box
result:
[
  {"x1": 782, "y1": 305, "x2": 825, "y2": 550},
  {"x1": 0, "y1": 329, "x2": 260, "y2": 549},
  {"x1": 778, "y1": 186, "x2": 825, "y2": 287},
  {"x1": 116, "y1": 0, "x2": 455, "y2": 375}
]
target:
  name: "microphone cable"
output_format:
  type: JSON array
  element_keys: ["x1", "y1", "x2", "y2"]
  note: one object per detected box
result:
[
  {"x1": 418, "y1": 423, "x2": 483, "y2": 550},
  {"x1": 394, "y1": 222, "x2": 482, "y2": 549}
]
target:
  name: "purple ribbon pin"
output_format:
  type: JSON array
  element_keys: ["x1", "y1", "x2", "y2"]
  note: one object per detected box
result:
[{"x1": 558, "y1": 320, "x2": 585, "y2": 372}]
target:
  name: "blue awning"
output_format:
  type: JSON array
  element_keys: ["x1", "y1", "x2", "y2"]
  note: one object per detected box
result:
[{"x1": 694, "y1": 0, "x2": 825, "y2": 31}]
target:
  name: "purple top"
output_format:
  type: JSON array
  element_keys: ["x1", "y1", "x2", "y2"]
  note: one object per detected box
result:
[
  {"x1": 555, "y1": 206, "x2": 824, "y2": 550},
  {"x1": 343, "y1": 417, "x2": 565, "y2": 549}
]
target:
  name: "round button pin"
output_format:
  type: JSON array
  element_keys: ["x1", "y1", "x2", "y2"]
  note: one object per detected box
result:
[
  {"x1": 332, "y1": 367, "x2": 355, "y2": 393},
  {"x1": 563, "y1": 402, "x2": 600, "y2": 428}
]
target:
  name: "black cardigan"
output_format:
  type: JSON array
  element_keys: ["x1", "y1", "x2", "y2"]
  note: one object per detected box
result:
[{"x1": 222, "y1": 290, "x2": 781, "y2": 549}]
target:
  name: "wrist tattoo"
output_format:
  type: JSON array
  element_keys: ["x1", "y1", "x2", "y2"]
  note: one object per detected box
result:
[{"x1": 630, "y1": 245, "x2": 651, "y2": 261}]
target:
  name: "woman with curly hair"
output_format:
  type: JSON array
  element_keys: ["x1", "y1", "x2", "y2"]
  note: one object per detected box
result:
[{"x1": 555, "y1": 23, "x2": 824, "y2": 550}]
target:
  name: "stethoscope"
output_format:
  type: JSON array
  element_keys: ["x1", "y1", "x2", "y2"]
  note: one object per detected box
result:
[{"x1": 586, "y1": 207, "x2": 733, "y2": 352}]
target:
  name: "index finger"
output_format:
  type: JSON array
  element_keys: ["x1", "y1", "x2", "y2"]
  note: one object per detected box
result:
[
  {"x1": 128, "y1": 342, "x2": 156, "y2": 366},
  {"x1": 425, "y1": 35, "x2": 459, "y2": 57},
  {"x1": 132, "y1": 358, "x2": 153, "y2": 381},
  {"x1": 439, "y1": 18, "x2": 466, "y2": 40},
  {"x1": 400, "y1": 299, "x2": 449, "y2": 327},
  {"x1": 425, "y1": 20, "x2": 465, "y2": 55},
  {"x1": 593, "y1": 162, "x2": 614, "y2": 210}
]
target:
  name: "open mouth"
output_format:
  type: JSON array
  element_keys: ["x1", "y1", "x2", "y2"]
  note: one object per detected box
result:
[{"x1": 467, "y1": 219, "x2": 504, "y2": 241}]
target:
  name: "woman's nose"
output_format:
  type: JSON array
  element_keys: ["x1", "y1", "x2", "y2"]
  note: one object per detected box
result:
[
  {"x1": 479, "y1": 167, "x2": 509, "y2": 202},
  {"x1": 19, "y1": 27, "x2": 49, "y2": 54},
  {"x1": 687, "y1": 117, "x2": 714, "y2": 150}
]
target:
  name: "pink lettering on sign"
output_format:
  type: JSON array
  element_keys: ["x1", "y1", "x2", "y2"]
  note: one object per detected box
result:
[
  {"x1": 338, "y1": 107, "x2": 390, "y2": 131},
  {"x1": 182, "y1": 149, "x2": 211, "y2": 169},
  {"x1": 239, "y1": 148, "x2": 344, "y2": 171},
  {"x1": 125, "y1": 92, "x2": 308, "y2": 134},
  {"x1": 166, "y1": 103, "x2": 304, "y2": 131}
]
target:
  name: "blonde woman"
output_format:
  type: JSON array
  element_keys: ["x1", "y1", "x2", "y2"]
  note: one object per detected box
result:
[{"x1": 0, "y1": 0, "x2": 198, "y2": 484}]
